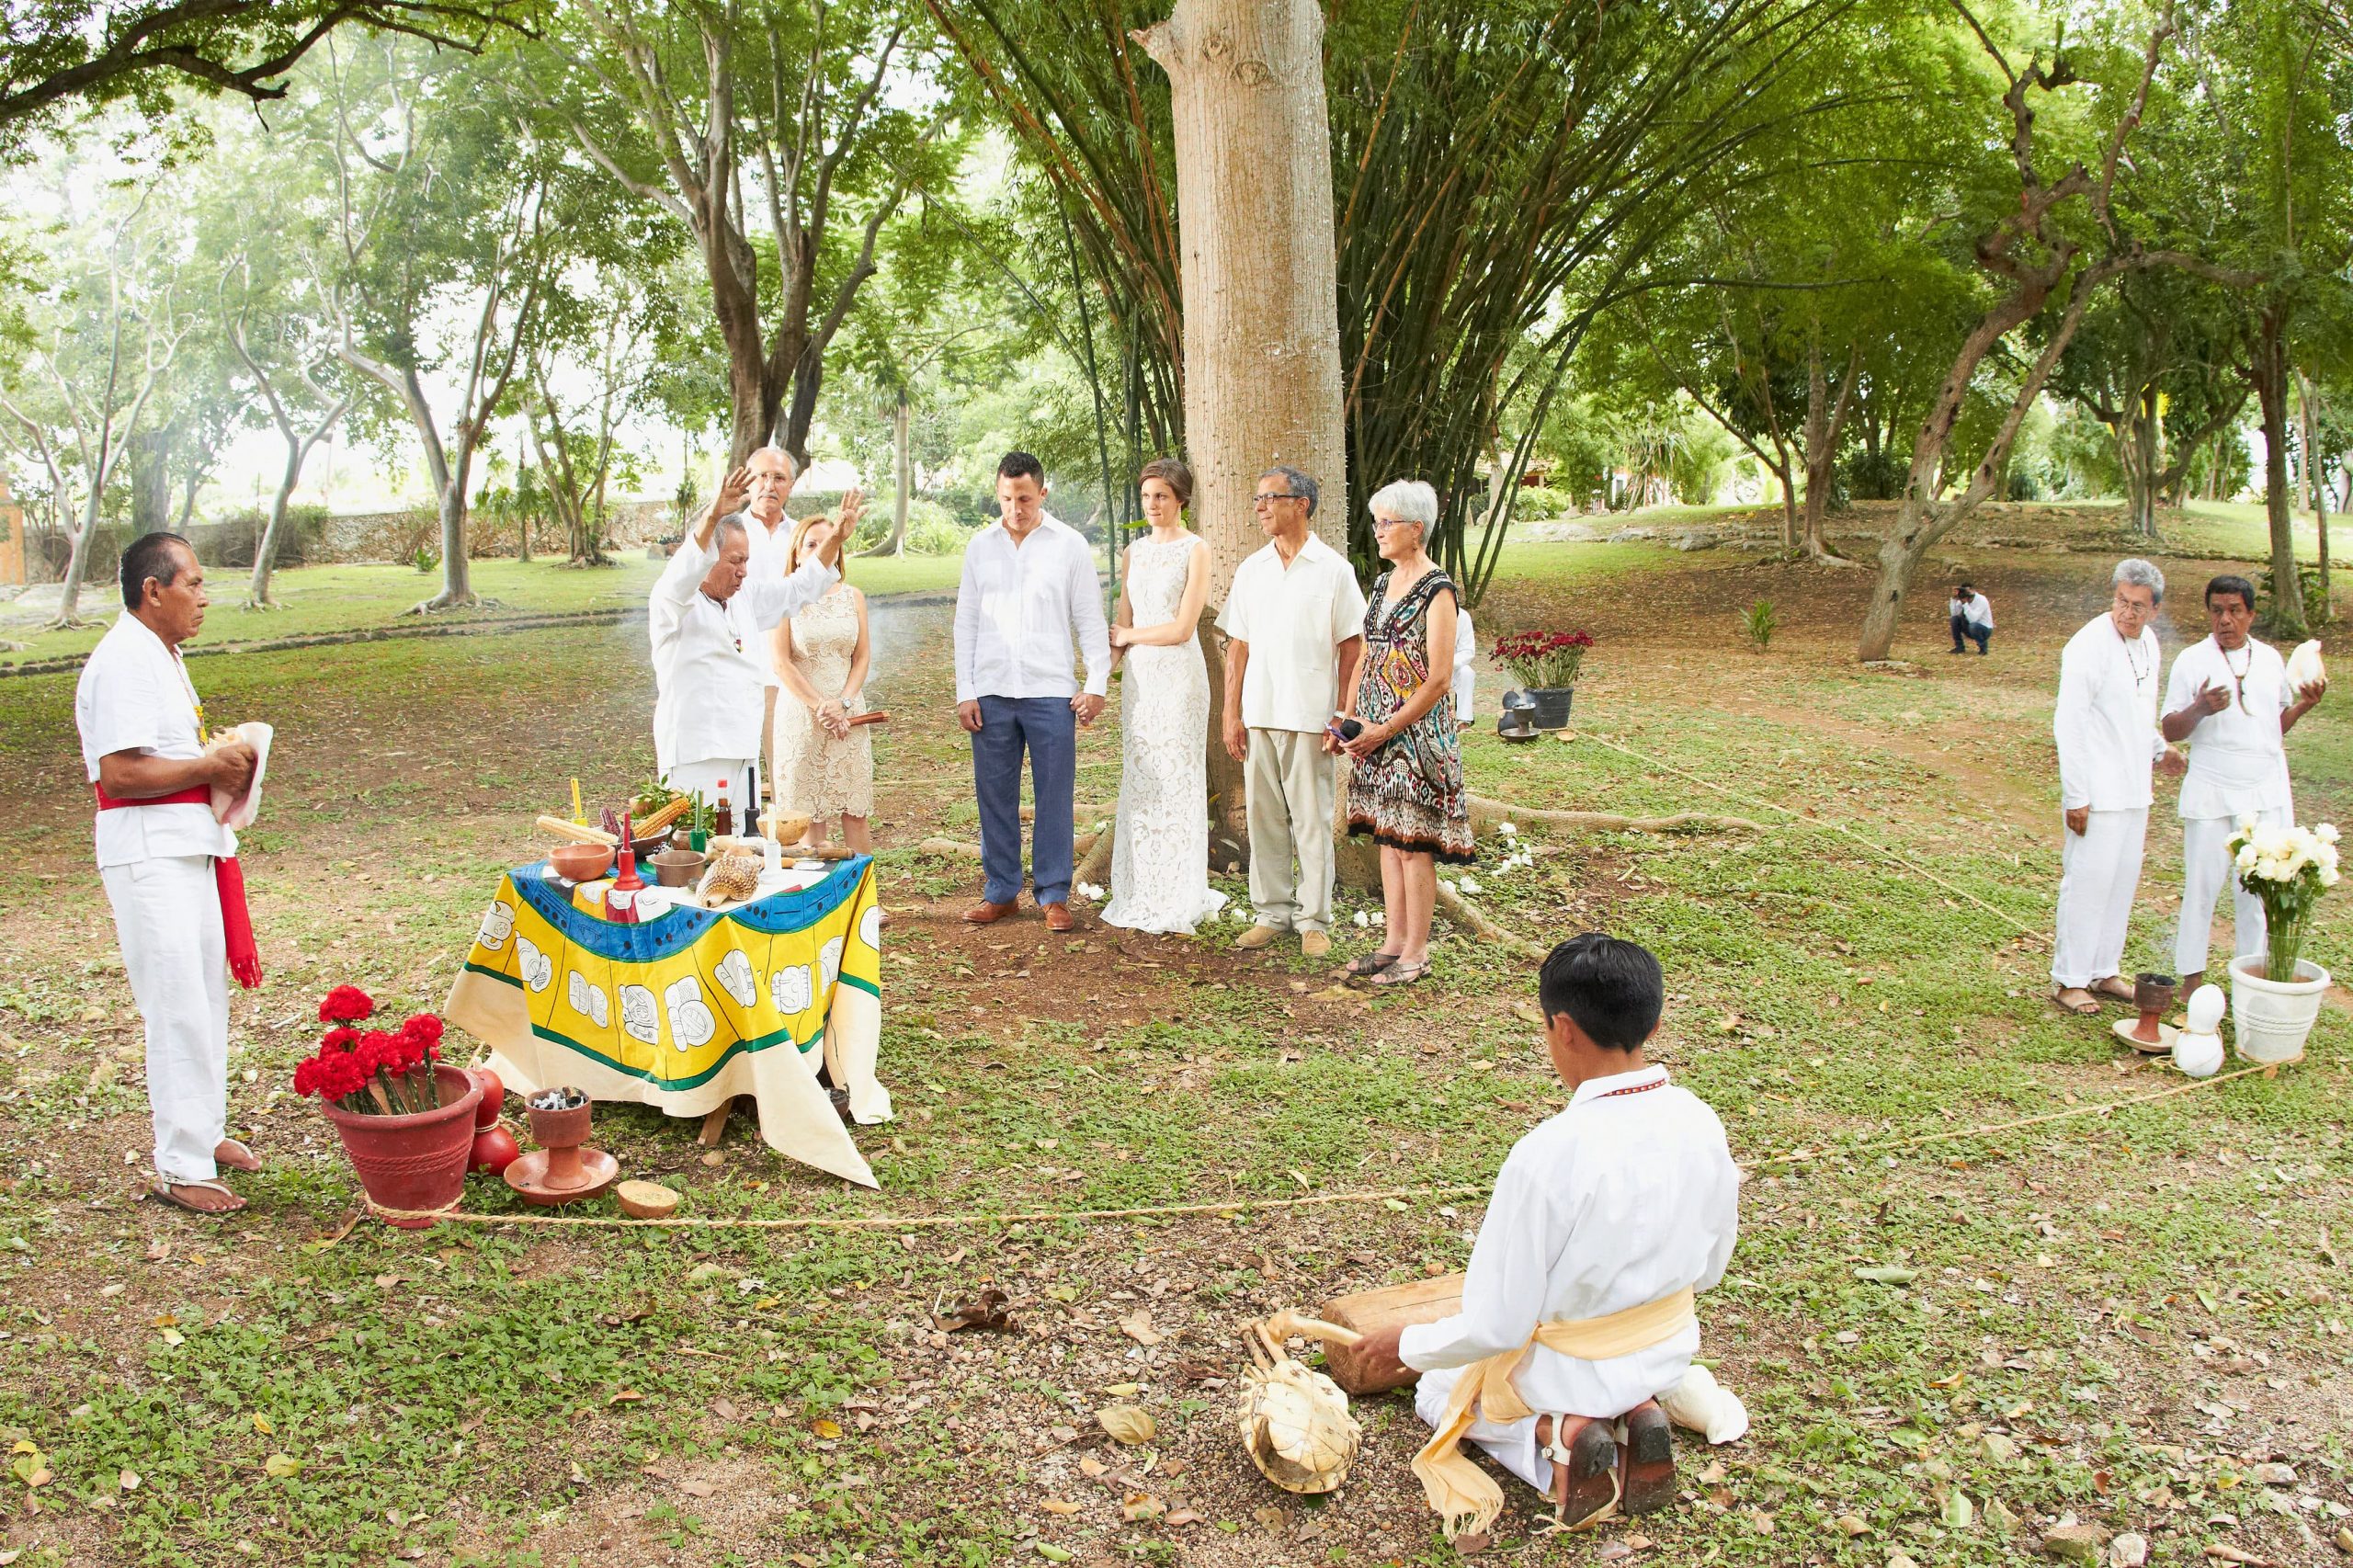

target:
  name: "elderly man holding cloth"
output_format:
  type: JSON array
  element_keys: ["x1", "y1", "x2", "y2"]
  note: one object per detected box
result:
[
  {"x1": 76, "y1": 533, "x2": 262, "y2": 1216},
  {"x1": 954, "y1": 451, "x2": 1109, "y2": 932},
  {"x1": 2051, "y1": 558, "x2": 2184, "y2": 1016},
  {"x1": 653, "y1": 463, "x2": 842, "y2": 813},
  {"x1": 1218, "y1": 466, "x2": 1366, "y2": 959},
  {"x1": 2161, "y1": 573, "x2": 2327, "y2": 1006}
]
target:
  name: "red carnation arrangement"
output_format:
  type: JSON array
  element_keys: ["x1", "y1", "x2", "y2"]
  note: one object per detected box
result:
[
  {"x1": 290, "y1": 985, "x2": 453, "y2": 1115},
  {"x1": 1492, "y1": 628, "x2": 1594, "y2": 688}
]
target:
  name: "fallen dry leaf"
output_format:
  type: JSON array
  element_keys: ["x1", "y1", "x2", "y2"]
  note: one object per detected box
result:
[
  {"x1": 936, "y1": 1288, "x2": 1013, "y2": 1334},
  {"x1": 812, "y1": 1418, "x2": 843, "y2": 1439},
  {"x1": 679, "y1": 1479, "x2": 715, "y2": 1498},
  {"x1": 1121, "y1": 1493, "x2": 1166, "y2": 1523},
  {"x1": 1118, "y1": 1310, "x2": 1165, "y2": 1346},
  {"x1": 1078, "y1": 1456, "x2": 1109, "y2": 1478},
  {"x1": 1097, "y1": 1404, "x2": 1156, "y2": 1445},
  {"x1": 1040, "y1": 1498, "x2": 1081, "y2": 1516}
]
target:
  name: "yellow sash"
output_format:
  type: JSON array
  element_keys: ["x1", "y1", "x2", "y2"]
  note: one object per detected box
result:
[{"x1": 1410, "y1": 1287, "x2": 1698, "y2": 1540}]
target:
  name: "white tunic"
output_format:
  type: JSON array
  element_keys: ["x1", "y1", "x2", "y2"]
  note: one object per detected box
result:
[
  {"x1": 1454, "y1": 607, "x2": 1477, "y2": 724},
  {"x1": 74, "y1": 614, "x2": 235, "y2": 869},
  {"x1": 2054, "y1": 614, "x2": 2165, "y2": 812},
  {"x1": 741, "y1": 510, "x2": 797, "y2": 688},
  {"x1": 1399, "y1": 1064, "x2": 1742, "y2": 1419},
  {"x1": 1214, "y1": 533, "x2": 1369, "y2": 733},
  {"x1": 951, "y1": 515, "x2": 1110, "y2": 704},
  {"x1": 2165, "y1": 636, "x2": 2293, "y2": 821},
  {"x1": 651, "y1": 533, "x2": 836, "y2": 773}
]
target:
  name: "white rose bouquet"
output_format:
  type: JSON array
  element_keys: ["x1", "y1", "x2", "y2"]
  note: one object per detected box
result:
[{"x1": 2228, "y1": 816, "x2": 2341, "y2": 981}]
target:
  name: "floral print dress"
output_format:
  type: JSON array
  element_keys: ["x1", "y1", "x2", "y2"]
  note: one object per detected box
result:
[{"x1": 1345, "y1": 569, "x2": 1474, "y2": 864}]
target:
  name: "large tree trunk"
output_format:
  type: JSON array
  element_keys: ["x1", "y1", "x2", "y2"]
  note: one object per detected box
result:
[
  {"x1": 2301, "y1": 370, "x2": 2329, "y2": 604},
  {"x1": 1138, "y1": 0, "x2": 1350, "y2": 869},
  {"x1": 2252, "y1": 304, "x2": 2304, "y2": 638},
  {"x1": 52, "y1": 487, "x2": 100, "y2": 624},
  {"x1": 130, "y1": 426, "x2": 171, "y2": 534},
  {"x1": 2120, "y1": 388, "x2": 2160, "y2": 539}
]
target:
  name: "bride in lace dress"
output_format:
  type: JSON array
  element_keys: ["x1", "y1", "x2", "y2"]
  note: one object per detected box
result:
[{"x1": 1102, "y1": 459, "x2": 1228, "y2": 934}]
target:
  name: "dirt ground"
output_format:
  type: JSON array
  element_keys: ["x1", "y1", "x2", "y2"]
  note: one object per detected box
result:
[{"x1": 1, "y1": 505, "x2": 2349, "y2": 1568}]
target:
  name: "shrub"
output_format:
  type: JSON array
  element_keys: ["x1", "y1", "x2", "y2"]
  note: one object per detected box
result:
[{"x1": 1742, "y1": 598, "x2": 1778, "y2": 652}]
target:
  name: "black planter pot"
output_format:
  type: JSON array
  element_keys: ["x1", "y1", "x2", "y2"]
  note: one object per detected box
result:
[{"x1": 1504, "y1": 687, "x2": 1574, "y2": 729}]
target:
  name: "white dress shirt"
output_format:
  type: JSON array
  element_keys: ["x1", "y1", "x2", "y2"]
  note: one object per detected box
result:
[
  {"x1": 1399, "y1": 1064, "x2": 1742, "y2": 1419},
  {"x1": 1950, "y1": 593, "x2": 1993, "y2": 629},
  {"x1": 2166, "y1": 635, "x2": 2294, "y2": 821},
  {"x1": 652, "y1": 532, "x2": 836, "y2": 772},
  {"x1": 1215, "y1": 533, "x2": 1369, "y2": 733},
  {"x1": 2055, "y1": 613, "x2": 2165, "y2": 812},
  {"x1": 951, "y1": 515, "x2": 1109, "y2": 704},
  {"x1": 741, "y1": 511, "x2": 797, "y2": 688},
  {"x1": 75, "y1": 613, "x2": 235, "y2": 869}
]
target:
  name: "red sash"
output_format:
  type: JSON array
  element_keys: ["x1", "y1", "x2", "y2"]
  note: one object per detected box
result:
[{"x1": 94, "y1": 783, "x2": 261, "y2": 989}]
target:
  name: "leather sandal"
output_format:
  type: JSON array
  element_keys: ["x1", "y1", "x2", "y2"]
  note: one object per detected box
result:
[
  {"x1": 152, "y1": 1179, "x2": 245, "y2": 1216},
  {"x1": 2051, "y1": 987, "x2": 2100, "y2": 1017},
  {"x1": 1533, "y1": 1414, "x2": 1620, "y2": 1534},
  {"x1": 1341, "y1": 950, "x2": 1401, "y2": 979},
  {"x1": 1618, "y1": 1399, "x2": 1677, "y2": 1516}
]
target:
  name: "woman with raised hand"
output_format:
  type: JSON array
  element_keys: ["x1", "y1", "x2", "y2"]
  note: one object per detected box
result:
[
  {"x1": 1102, "y1": 458, "x2": 1228, "y2": 933},
  {"x1": 1336, "y1": 479, "x2": 1472, "y2": 987}
]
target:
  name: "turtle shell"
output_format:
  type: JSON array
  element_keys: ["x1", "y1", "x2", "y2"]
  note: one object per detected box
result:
[{"x1": 1237, "y1": 1358, "x2": 1360, "y2": 1494}]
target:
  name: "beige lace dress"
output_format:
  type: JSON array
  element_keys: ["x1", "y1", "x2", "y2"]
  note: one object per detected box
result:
[{"x1": 771, "y1": 584, "x2": 873, "y2": 820}]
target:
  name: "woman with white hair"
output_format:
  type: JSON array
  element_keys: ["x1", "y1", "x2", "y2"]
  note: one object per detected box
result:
[{"x1": 1335, "y1": 479, "x2": 1473, "y2": 987}]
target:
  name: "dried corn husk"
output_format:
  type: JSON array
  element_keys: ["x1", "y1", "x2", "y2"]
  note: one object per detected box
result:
[{"x1": 1237, "y1": 1312, "x2": 1361, "y2": 1494}]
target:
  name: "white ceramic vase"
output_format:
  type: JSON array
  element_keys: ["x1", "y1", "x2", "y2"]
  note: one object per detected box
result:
[{"x1": 2228, "y1": 955, "x2": 2329, "y2": 1064}]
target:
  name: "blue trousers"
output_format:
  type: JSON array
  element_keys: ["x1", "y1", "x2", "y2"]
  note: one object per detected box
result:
[{"x1": 972, "y1": 695, "x2": 1077, "y2": 906}]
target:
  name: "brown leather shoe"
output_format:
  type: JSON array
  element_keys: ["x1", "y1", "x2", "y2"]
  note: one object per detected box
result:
[
  {"x1": 963, "y1": 899, "x2": 1017, "y2": 924},
  {"x1": 1041, "y1": 902, "x2": 1074, "y2": 932}
]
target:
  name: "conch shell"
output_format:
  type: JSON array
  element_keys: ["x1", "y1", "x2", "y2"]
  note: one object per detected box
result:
[
  {"x1": 699, "y1": 851, "x2": 762, "y2": 904},
  {"x1": 2286, "y1": 639, "x2": 2325, "y2": 696},
  {"x1": 1237, "y1": 1312, "x2": 1363, "y2": 1494}
]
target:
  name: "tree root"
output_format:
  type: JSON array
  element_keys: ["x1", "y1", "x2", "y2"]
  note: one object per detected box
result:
[
  {"x1": 1075, "y1": 821, "x2": 1115, "y2": 889},
  {"x1": 1466, "y1": 795, "x2": 1760, "y2": 835},
  {"x1": 1436, "y1": 881, "x2": 1542, "y2": 957}
]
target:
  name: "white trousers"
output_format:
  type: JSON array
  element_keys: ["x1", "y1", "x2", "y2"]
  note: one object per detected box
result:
[
  {"x1": 2052, "y1": 807, "x2": 2148, "y2": 988},
  {"x1": 665, "y1": 757, "x2": 759, "y2": 821},
  {"x1": 101, "y1": 856, "x2": 229, "y2": 1187},
  {"x1": 1245, "y1": 729, "x2": 1336, "y2": 933},
  {"x1": 2176, "y1": 810, "x2": 2285, "y2": 978}
]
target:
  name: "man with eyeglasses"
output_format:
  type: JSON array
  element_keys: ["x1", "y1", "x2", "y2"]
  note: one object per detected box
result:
[
  {"x1": 2159, "y1": 573, "x2": 2328, "y2": 1008},
  {"x1": 1216, "y1": 466, "x2": 1367, "y2": 957},
  {"x1": 2051, "y1": 559, "x2": 2185, "y2": 1018}
]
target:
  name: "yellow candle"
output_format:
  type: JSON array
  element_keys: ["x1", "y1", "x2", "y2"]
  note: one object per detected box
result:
[{"x1": 571, "y1": 778, "x2": 584, "y2": 824}]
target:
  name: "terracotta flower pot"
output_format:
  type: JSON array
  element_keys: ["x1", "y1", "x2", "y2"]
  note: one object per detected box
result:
[{"x1": 321, "y1": 1063, "x2": 480, "y2": 1230}]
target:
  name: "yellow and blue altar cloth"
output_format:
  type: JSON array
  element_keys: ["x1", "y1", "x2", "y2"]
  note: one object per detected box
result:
[{"x1": 443, "y1": 856, "x2": 892, "y2": 1187}]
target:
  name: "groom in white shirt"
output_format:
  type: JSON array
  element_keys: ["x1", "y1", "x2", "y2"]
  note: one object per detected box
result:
[{"x1": 952, "y1": 451, "x2": 1110, "y2": 932}]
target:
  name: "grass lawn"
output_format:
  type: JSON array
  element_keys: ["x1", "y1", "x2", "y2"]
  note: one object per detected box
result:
[
  {"x1": 0, "y1": 549, "x2": 971, "y2": 668},
  {"x1": 0, "y1": 502, "x2": 2347, "y2": 1566}
]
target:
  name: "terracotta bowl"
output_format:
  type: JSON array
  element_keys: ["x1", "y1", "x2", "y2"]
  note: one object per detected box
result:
[
  {"x1": 550, "y1": 842, "x2": 614, "y2": 881},
  {"x1": 614, "y1": 1179, "x2": 680, "y2": 1220},
  {"x1": 763, "y1": 811, "x2": 813, "y2": 845},
  {"x1": 631, "y1": 831, "x2": 669, "y2": 863},
  {"x1": 527, "y1": 1097, "x2": 592, "y2": 1149},
  {"x1": 652, "y1": 848, "x2": 708, "y2": 888}
]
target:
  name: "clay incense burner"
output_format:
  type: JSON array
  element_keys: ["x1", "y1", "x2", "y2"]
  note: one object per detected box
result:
[
  {"x1": 2129, "y1": 971, "x2": 2177, "y2": 1046},
  {"x1": 504, "y1": 1086, "x2": 619, "y2": 1206}
]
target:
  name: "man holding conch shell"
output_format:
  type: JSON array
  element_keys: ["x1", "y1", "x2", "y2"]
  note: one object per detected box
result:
[
  {"x1": 651, "y1": 463, "x2": 843, "y2": 817},
  {"x1": 1322, "y1": 935, "x2": 1741, "y2": 1544},
  {"x1": 2160, "y1": 574, "x2": 2327, "y2": 1007},
  {"x1": 75, "y1": 534, "x2": 266, "y2": 1216}
]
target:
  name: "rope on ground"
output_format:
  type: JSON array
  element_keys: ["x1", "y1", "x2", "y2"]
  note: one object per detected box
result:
[
  {"x1": 357, "y1": 1181, "x2": 1492, "y2": 1232},
  {"x1": 1578, "y1": 731, "x2": 2051, "y2": 947},
  {"x1": 1466, "y1": 796, "x2": 1762, "y2": 835},
  {"x1": 356, "y1": 1061, "x2": 2279, "y2": 1232}
]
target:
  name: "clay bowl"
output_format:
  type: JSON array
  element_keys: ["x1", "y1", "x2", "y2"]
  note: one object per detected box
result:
[
  {"x1": 2133, "y1": 971, "x2": 2178, "y2": 1013},
  {"x1": 527, "y1": 1096, "x2": 592, "y2": 1150},
  {"x1": 631, "y1": 830, "x2": 669, "y2": 863},
  {"x1": 614, "y1": 1179, "x2": 680, "y2": 1220},
  {"x1": 549, "y1": 842, "x2": 614, "y2": 882},
  {"x1": 652, "y1": 848, "x2": 708, "y2": 888},
  {"x1": 763, "y1": 811, "x2": 813, "y2": 846}
]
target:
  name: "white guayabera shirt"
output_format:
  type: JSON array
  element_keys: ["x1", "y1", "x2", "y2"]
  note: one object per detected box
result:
[
  {"x1": 2054, "y1": 613, "x2": 2165, "y2": 812},
  {"x1": 951, "y1": 514, "x2": 1109, "y2": 704},
  {"x1": 2165, "y1": 635, "x2": 2293, "y2": 822},
  {"x1": 75, "y1": 613, "x2": 236, "y2": 868},
  {"x1": 1398, "y1": 1064, "x2": 1742, "y2": 1419},
  {"x1": 651, "y1": 532, "x2": 836, "y2": 773},
  {"x1": 1215, "y1": 532, "x2": 1368, "y2": 733}
]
